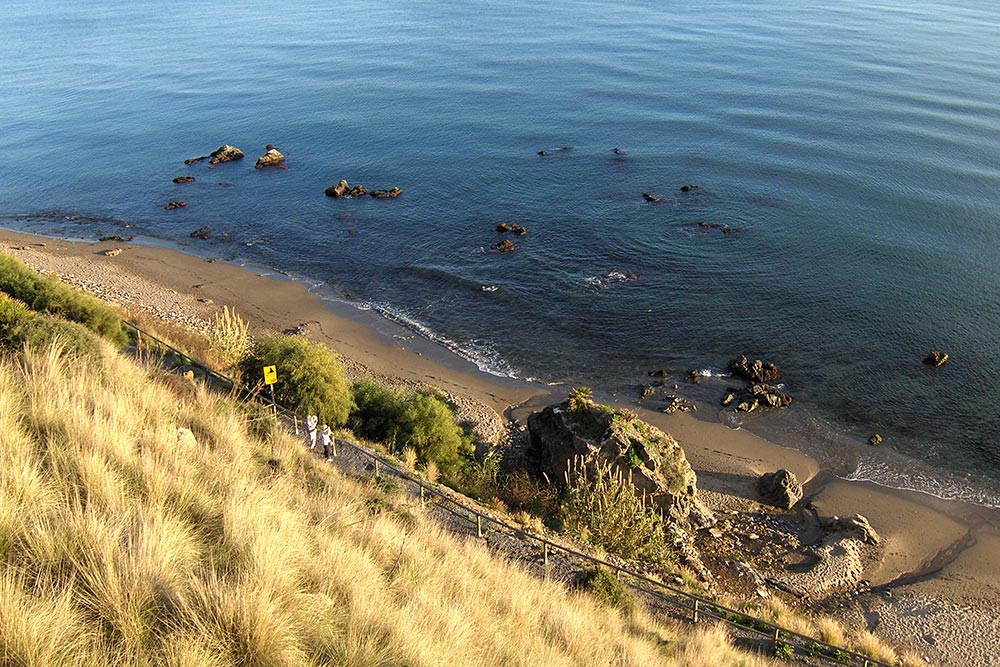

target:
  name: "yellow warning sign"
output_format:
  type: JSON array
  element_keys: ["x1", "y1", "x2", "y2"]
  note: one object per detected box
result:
[{"x1": 263, "y1": 365, "x2": 278, "y2": 385}]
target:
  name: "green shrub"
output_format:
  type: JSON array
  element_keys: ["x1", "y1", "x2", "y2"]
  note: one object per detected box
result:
[
  {"x1": 573, "y1": 567, "x2": 634, "y2": 613},
  {"x1": 559, "y1": 457, "x2": 670, "y2": 564},
  {"x1": 0, "y1": 253, "x2": 127, "y2": 347},
  {"x1": 0, "y1": 293, "x2": 102, "y2": 358},
  {"x1": 350, "y1": 376, "x2": 473, "y2": 475},
  {"x1": 242, "y1": 334, "x2": 354, "y2": 427}
]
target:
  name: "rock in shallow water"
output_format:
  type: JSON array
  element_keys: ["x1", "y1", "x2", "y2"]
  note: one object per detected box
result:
[
  {"x1": 208, "y1": 144, "x2": 245, "y2": 164},
  {"x1": 923, "y1": 350, "x2": 949, "y2": 367},
  {"x1": 254, "y1": 147, "x2": 286, "y2": 169}
]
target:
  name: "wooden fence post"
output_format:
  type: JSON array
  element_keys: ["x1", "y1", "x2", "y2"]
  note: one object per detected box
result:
[
  {"x1": 773, "y1": 627, "x2": 780, "y2": 654},
  {"x1": 293, "y1": 415, "x2": 299, "y2": 435},
  {"x1": 374, "y1": 458, "x2": 380, "y2": 477},
  {"x1": 477, "y1": 515, "x2": 483, "y2": 538},
  {"x1": 693, "y1": 600, "x2": 699, "y2": 623},
  {"x1": 420, "y1": 485, "x2": 426, "y2": 507}
]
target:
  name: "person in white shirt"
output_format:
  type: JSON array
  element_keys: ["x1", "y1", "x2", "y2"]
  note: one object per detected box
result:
[{"x1": 306, "y1": 414, "x2": 318, "y2": 450}]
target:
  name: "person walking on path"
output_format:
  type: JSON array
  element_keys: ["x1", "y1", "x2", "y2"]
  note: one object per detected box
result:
[
  {"x1": 319, "y1": 424, "x2": 335, "y2": 460},
  {"x1": 306, "y1": 414, "x2": 318, "y2": 450}
]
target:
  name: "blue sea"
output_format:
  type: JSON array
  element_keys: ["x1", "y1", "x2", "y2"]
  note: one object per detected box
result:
[{"x1": 3, "y1": 0, "x2": 1000, "y2": 505}]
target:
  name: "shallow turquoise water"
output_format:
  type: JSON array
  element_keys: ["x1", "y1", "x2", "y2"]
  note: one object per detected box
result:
[{"x1": 2, "y1": 0, "x2": 1000, "y2": 502}]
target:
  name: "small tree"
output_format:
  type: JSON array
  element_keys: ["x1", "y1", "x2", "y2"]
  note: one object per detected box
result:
[
  {"x1": 350, "y1": 377, "x2": 472, "y2": 475},
  {"x1": 243, "y1": 334, "x2": 353, "y2": 427}
]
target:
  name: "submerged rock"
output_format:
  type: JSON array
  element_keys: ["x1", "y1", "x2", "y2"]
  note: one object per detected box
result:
[
  {"x1": 758, "y1": 469, "x2": 803, "y2": 509},
  {"x1": 612, "y1": 147, "x2": 625, "y2": 155},
  {"x1": 370, "y1": 186, "x2": 403, "y2": 199},
  {"x1": 680, "y1": 184, "x2": 702, "y2": 192},
  {"x1": 208, "y1": 144, "x2": 245, "y2": 164},
  {"x1": 189, "y1": 226, "x2": 212, "y2": 240},
  {"x1": 254, "y1": 147, "x2": 287, "y2": 169},
  {"x1": 685, "y1": 369, "x2": 703, "y2": 384},
  {"x1": 869, "y1": 433, "x2": 883, "y2": 446},
  {"x1": 924, "y1": 350, "x2": 949, "y2": 367},
  {"x1": 496, "y1": 222, "x2": 527, "y2": 236},
  {"x1": 490, "y1": 239, "x2": 517, "y2": 253},
  {"x1": 172, "y1": 176, "x2": 196, "y2": 183},
  {"x1": 642, "y1": 192, "x2": 664, "y2": 203},
  {"x1": 164, "y1": 201, "x2": 187, "y2": 210},
  {"x1": 526, "y1": 391, "x2": 711, "y2": 526},
  {"x1": 184, "y1": 155, "x2": 207, "y2": 165}
]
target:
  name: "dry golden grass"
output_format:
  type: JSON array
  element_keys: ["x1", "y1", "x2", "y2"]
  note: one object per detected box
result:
[{"x1": 0, "y1": 340, "x2": 775, "y2": 667}]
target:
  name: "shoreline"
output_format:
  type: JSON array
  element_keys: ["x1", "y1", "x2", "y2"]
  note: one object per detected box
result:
[{"x1": 3, "y1": 228, "x2": 999, "y2": 664}]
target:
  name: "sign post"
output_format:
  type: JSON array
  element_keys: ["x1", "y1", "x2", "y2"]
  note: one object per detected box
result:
[{"x1": 263, "y1": 365, "x2": 278, "y2": 417}]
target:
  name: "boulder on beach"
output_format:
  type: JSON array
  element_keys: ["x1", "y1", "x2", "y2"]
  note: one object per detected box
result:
[
  {"x1": 370, "y1": 187, "x2": 402, "y2": 199},
  {"x1": 729, "y1": 355, "x2": 781, "y2": 384},
  {"x1": 822, "y1": 514, "x2": 880, "y2": 545},
  {"x1": 325, "y1": 179, "x2": 350, "y2": 198},
  {"x1": 758, "y1": 469, "x2": 802, "y2": 509},
  {"x1": 209, "y1": 144, "x2": 245, "y2": 164},
  {"x1": 526, "y1": 390, "x2": 711, "y2": 526},
  {"x1": 164, "y1": 201, "x2": 187, "y2": 210},
  {"x1": 254, "y1": 147, "x2": 286, "y2": 169},
  {"x1": 923, "y1": 350, "x2": 949, "y2": 367}
]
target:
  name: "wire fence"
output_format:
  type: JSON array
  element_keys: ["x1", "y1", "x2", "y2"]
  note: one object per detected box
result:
[{"x1": 121, "y1": 320, "x2": 897, "y2": 667}]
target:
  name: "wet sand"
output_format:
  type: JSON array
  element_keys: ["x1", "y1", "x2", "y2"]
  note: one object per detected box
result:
[{"x1": 3, "y1": 228, "x2": 998, "y2": 665}]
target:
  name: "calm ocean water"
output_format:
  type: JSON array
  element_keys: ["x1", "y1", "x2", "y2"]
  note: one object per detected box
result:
[{"x1": 3, "y1": 0, "x2": 1000, "y2": 504}]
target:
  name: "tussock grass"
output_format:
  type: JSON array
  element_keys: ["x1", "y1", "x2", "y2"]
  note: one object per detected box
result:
[{"x1": 0, "y1": 342, "x2": 774, "y2": 667}]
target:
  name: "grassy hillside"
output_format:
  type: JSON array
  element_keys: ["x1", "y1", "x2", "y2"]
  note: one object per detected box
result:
[{"x1": 0, "y1": 339, "x2": 773, "y2": 667}]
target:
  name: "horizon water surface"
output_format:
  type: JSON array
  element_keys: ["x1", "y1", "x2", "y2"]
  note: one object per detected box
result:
[{"x1": 3, "y1": 0, "x2": 1000, "y2": 506}]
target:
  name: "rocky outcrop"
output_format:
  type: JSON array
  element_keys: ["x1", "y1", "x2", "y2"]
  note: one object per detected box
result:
[
  {"x1": 684, "y1": 369, "x2": 703, "y2": 384},
  {"x1": 173, "y1": 176, "x2": 196, "y2": 183},
  {"x1": 741, "y1": 383, "x2": 793, "y2": 411},
  {"x1": 164, "y1": 201, "x2": 187, "y2": 210},
  {"x1": 526, "y1": 393, "x2": 710, "y2": 526},
  {"x1": 209, "y1": 144, "x2": 245, "y2": 164},
  {"x1": 189, "y1": 226, "x2": 212, "y2": 240},
  {"x1": 348, "y1": 184, "x2": 368, "y2": 197},
  {"x1": 775, "y1": 513, "x2": 880, "y2": 597},
  {"x1": 729, "y1": 355, "x2": 781, "y2": 383},
  {"x1": 680, "y1": 184, "x2": 701, "y2": 192},
  {"x1": 370, "y1": 187, "x2": 403, "y2": 199},
  {"x1": 255, "y1": 146, "x2": 286, "y2": 169},
  {"x1": 924, "y1": 350, "x2": 949, "y2": 367},
  {"x1": 758, "y1": 469, "x2": 802, "y2": 509},
  {"x1": 869, "y1": 433, "x2": 883, "y2": 446},
  {"x1": 325, "y1": 180, "x2": 350, "y2": 198}
]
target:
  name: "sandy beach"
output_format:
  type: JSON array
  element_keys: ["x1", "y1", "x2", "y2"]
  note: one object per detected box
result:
[{"x1": 3, "y1": 229, "x2": 998, "y2": 666}]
